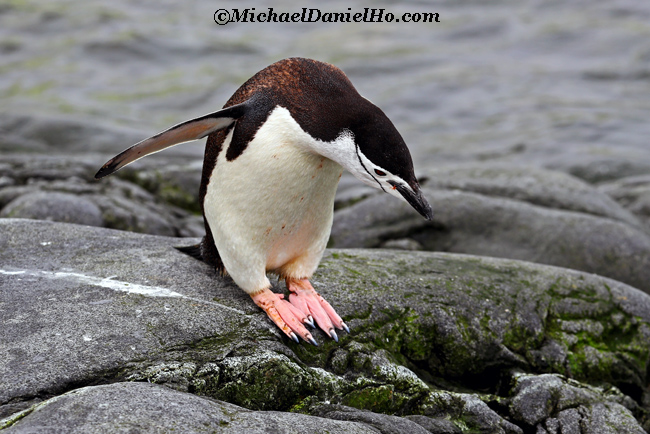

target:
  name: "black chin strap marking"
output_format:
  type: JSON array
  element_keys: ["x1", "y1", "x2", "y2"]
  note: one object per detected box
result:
[{"x1": 355, "y1": 143, "x2": 386, "y2": 193}]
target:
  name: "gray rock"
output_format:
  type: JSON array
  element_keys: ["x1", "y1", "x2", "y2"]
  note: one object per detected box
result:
[
  {"x1": 508, "y1": 373, "x2": 644, "y2": 433},
  {"x1": 380, "y1": 238, "x2": 423, "y2": 251},
  {"x1": 557, "y1": 408, "x2": 582, "y2": 434},
  {"x1": 0, "y1": 191, "x2": 104, "y2": 227},
  {"x1": 95, "y1": 191, "x2": 177, "y2": 236},
  {"x1": 116, "y1": 158, "x2": 203, "y2": 215},
  {"x1": 311, "y1": 404, "x2": 431, "y2": 434},
  {"x1": 0, "y1": 382, "x2": 377, "y2": 434},
  {"x1": 331, "y1": 164, "x2": 650, "y2": 293},
  {"x1": 0, "y1": 113, "x2": 148, "y2": 155},
  {"x1": 542, "y1": 149, "x2": 650, "y2": 184},
  {"x1": 0, "y1": 153, "x2": 100, "y2": 184},
  {"x1": 0, "y1": 154, "x2": 204, "y2": 237},
  {"x1": 422, "y1": 163, "x2": 641, "y2": 227},
  {"x1": 599, "y1": 175, "x2": 650, "y2": 232},
  {"x1": 0, "y1": 185, "x2": 48, "y2": 209},
  {"x1": 1, "y1": 219, "x2": 649, "y2": 432},
  {"x1": 0, "y1": 176, "x2": 13, "y2": 189},
  {"x1": 335, "y1": 173, "x2": 377, "y2": 210},
  {"x1": 419, "y1": 392, "x2": 524, "y2": 434},
  {"x1": 404, "y1": 415, "x2": 461, "y2": 433}
]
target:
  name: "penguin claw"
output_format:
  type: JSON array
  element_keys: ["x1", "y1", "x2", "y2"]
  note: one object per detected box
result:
[
  {"x1": 308, "y1": 337, "x2": 319, "y2": 346},
  {"x1": 286, "y1": 278, "x2": 347, "y2": 341},
  {"x1": 250, "y1": 288, "x2": 316, "y2": 345}
]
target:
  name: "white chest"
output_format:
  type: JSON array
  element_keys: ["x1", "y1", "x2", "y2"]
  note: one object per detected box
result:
[{"x1": 203, "y1": 107, "x2": 343, "y2": 291}]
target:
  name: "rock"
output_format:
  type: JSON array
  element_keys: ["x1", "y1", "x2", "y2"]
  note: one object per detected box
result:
[
  {"x1": 1, "y1": 219, "x2": 648, "y2": 432},
  {"x1": 404, "y1": 415, "x2": 461, "y2": 433},
  {"x1": 331, "y1": 163, "x2": 650, "y2": 294},
  {"x1": 0, "y1": 154, "x2": 204, "y2": 237},
  {"x1": 599, "y1": 175, "x2": 650, "y2": 232},
  {"x1": 422, "y1": 163, "x2": 641, "y2": 227},
  {"x1": 116, "y1": 159, "x2": 203, "y2": 215},
  {"x1": 95, "y1": 189, "x2": 178, "y2": 236},
  {"x1": 540, "y1": 147, "x2": 650, "y2": 184},
  {"x1": 2, "y1": 112, "x2": 190, "y2": 169},
  {"x1": 0, "y1": 191, "x2": 104, "y2": 227},
  {"x1": 0, "y1": 153, "x2": 101, "y2": 183},
  {"x1": 310, "y1": 404, "x2": 433, "y2": 434},
  {"x1": 335, "y1": 173, "x2": 377, "y2": 210},
  {"x1": 0, "y1": 112, "x2": 188, "y2": 156},
  {"x1": 380, "y1": 238, "x2": 424, "y2": 251},
  {"x1": 0, "y1": 176, "x2": 13, "y2": 189},
  {"x1": 508, "y1": 373, "x2": 644, "y2": 433},
  {"x1": 0, "y1": 382, "x2": 377, "y2": 434}
]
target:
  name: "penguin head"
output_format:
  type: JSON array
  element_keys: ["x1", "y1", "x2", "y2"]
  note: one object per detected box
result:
[
  {"x1": 351, "y1": 101, "x2": 433, "y2": 220},
  {"x1": 308, "y1": 97, "x2": 433, "y2": 221}
]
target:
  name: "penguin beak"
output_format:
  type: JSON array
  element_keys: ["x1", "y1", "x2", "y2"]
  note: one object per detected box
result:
[{"x1": 389, "y1": 181, "x2": 434, "y2": 221}]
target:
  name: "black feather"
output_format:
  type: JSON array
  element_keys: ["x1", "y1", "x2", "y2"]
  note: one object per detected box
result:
[{"x1": 175, "y1": 243, "x2": 203, "y2": 261}]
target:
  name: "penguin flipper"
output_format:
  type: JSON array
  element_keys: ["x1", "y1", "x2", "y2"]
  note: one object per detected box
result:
[{"x1": 95, "y1": 101, "x2": 250, "y2": 179}]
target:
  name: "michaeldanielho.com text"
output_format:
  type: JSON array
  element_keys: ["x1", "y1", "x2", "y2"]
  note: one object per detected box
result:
[{"x1": 214, "y1": 8, "x2": 440, "y2": 25}]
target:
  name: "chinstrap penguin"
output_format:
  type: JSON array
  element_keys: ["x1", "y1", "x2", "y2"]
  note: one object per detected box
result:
[{"x1": 96, "y1": 57, "x2": 433, "y2": 345}]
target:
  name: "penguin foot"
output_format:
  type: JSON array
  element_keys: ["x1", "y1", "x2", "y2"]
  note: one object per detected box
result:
[
  {"x1": 286, "y1": 278, "x2": 349, "y2": 340},
  {"x1": 251, "y1": 288, "x2": 317, "y2": 345}
]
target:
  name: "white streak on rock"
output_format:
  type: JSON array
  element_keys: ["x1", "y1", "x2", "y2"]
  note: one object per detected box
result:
[{"x1": 0, "y1": 268, "x2": 245, "y2": 314}]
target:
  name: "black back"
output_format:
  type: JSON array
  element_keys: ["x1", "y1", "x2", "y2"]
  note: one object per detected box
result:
[{"x1": 184, "y1": 58, "x2": 418, "y2": 272}]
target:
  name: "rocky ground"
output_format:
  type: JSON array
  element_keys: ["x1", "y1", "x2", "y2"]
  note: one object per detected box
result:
[
  {"x1": 2, "y1": 219, "x2": 649, "y2": 433},
  {"x1": 3, "y1": 148, "x2": 650, "y2": 294},
  {"x1": 3, "y1": 0, "x2": 650, "y2": 432},
  {"x1": 2, "y1": 123, "x2": 650, "y2": 433},
  {"x1": 2, "y1": 114, "x2": 650, "y2": 434}
]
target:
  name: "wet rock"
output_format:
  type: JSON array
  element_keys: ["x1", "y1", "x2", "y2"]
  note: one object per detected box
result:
[
  {"x1": 0, "y1": 191, "x2": 104, "y2": 227},
  {"x1": 95, "y1": 189, "x2": 177, "y2": 236},
  {"x1": 335, "y1": 173, "x2": 376, "y2": 210},
  {"x1": 1, "y1": 219, "x2": 648, "y2": 432},
  {"x1": 542, "y1": 149, "x2": 650, "y2": 185},
  {"x1": 310, "y1": 404, "x2": 432, "y2": 434},
  {"x1": 380, "y1": 238, "x2": 423, "y2": 251},
  {"x1": 508, "y1": 373, "x2": 644, "y2": 433},
  {"x1": 422, "y1": 164, "x2": 641, "y2": 227},
  {"x1": 404, "y1": 415, "x2": 461, "y2": 433},
  {"x1": 0, "y1": 382, "x2": 377, "y2": 434},
  {"x1": 0, "y1": 154, "x2": 203, "y2": 237},
  {"x1": 331, "y1": 163, "x2": 650, "y2": 294},
  {"x1": 599, "y1": 175, "x2": 650, "y2": 232},
  {"x1": 0, "y1": 113, "x2": 147, "y2": 155},
  {"x1": 0, "y1": 176, "x2": 13, "y2": 189},
  {"x1": 116, "y1": 158, "x2": 203, "y2": 215},
  {"x1": 417, "y1": 391, "x2": 524, "y2": 434}
]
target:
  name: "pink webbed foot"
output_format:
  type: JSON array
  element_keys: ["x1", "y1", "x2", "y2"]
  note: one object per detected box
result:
[
  {"x1": 251, "y1": 288, "x2": 318, "y2": 345},
  {"x1": 286, "y1": 278, "x2": 349, "y2": 342}
]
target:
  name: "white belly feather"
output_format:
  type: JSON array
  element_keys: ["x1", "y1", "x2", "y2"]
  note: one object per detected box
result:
[{"x1": 204, "y1": 107, "x2": 343, "y2": 293}]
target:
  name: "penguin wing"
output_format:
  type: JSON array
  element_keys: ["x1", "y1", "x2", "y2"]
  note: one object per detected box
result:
[{"x1": 95, "y1": 101, "x2": 249, "y2": 179}]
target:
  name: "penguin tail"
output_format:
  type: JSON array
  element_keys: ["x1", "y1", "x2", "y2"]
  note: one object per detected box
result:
[{"x1": 175, "y1": 243, "x2": 203, "y2": 261}]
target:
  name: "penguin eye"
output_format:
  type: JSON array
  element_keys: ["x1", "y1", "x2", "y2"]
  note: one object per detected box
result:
[{"x1": 374, "y1": 169, "x2": 386, "y2": 176}]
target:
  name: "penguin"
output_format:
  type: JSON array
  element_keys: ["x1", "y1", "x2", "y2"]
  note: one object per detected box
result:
[{"x1": 95, "y1": 57, "x2": 433, "y2": 345}]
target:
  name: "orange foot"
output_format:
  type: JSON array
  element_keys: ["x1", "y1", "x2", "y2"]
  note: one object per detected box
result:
[
  {"x1": 251, "y1": 288, "x2": 318, "y2": 345},
  {"x1": 286, "y1": 278, "x2": 349, "y2": 342}
]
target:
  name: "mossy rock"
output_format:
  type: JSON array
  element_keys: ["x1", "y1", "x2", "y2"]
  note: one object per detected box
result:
[{"x1": 1, "y1": 219, "x2": 648, "y2": 432}]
